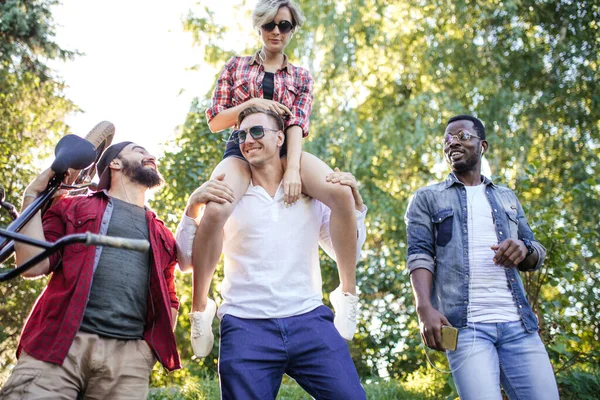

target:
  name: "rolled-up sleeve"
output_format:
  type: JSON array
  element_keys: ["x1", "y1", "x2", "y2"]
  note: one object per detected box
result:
[
  {"x1": 42, "y1": 198, "x2": 68, "y2": 273},
  {"x1": 405, "y1": 191, "x2": 436, "y2": 274},
  {"x1": 175, "y1": 214, "x2": 200, "y2": 271},
  {"x1": 286, "y1": 69, "x2": 313, "y2": 137},
  {"x1": 164, "y1": 258, "x2": 180, "y2": 310},
  {"x1": 319, "y1": 205, "x2": 368, "y2": 263},
  {"x1": 206, "y1": 57, "x2": 237, "y2": 123}
]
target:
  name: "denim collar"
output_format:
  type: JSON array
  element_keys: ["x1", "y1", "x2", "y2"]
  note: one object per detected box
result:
[{"x1": 444, "y1": 172, "x2": 495, "y2": 189}]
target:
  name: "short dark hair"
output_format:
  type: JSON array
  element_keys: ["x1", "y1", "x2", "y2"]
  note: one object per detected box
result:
[
  {"x1": 238, "y1": 106, "x2": 284, "y2": 131},
  {"x1": 96, "y1": 141, "x2": 133, "y2": 190},
  {"x1": 447, "y1": 115, "x2": 486, "y2": 140}
]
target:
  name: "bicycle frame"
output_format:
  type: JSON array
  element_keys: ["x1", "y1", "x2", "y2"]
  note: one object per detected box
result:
[{"x1": 0, "y1": 128, "x2": 149, "y2": 281}]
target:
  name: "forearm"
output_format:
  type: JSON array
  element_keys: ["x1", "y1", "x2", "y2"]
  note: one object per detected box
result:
[
  {"x1": 208, "y1": 102, "x2": 253, "y2": 132},
  {"x1": 285, "y1": 126, "x2": 303, "y2": 168},
  {"x1": 171, "y1": 307, "x2": 178, "y2": 331},
  {"x1": 410, "y1": 268, "x2": 434, "y2": 311},
  {"x1": 14, "y1": 197, "x2": 50, "y2": 276},
  {"x1": 518, "y1": 246, "x2": 539, "y2": 270}
]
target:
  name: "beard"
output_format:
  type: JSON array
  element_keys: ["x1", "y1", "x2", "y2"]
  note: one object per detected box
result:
[
  {"x1": 120, "y1": 157, "x2": 164, "y2": 189},
  {"x1": 451, "y1": 154, "x2": 480, "y2": 173},
  {"x1": 447, "y1": 144, "x2": 482, "y2": 173}
]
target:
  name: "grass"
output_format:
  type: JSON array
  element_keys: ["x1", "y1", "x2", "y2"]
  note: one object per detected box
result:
[{"x1": 148, "y1": 376, "x2": 439, "y2": 400}]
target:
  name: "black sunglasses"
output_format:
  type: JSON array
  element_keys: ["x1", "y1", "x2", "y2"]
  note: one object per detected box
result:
[
  {"x1": 231, "y1": 125, "x2": 280, "y2": 144},
  {"x1": 261, "y1": 20, "x2": 294, "y2": 34}
]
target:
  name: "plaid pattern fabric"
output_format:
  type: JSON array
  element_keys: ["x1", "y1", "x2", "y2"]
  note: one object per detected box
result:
[
  {"x1": 17, "y1": 192, "x2": 181, "y2": 371},
  {"x1": 206, "y1": 51, "x2": 314, "y2": 137}
]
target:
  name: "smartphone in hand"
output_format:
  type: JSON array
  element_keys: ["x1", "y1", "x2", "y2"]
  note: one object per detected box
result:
[{"x1": 441, "y1": 325, "x2": 458, "y2": 351}]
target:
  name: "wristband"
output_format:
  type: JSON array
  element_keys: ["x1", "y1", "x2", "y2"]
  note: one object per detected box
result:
[{"x1": 23, "y1": 193, "x2": 38, "y2": 199}]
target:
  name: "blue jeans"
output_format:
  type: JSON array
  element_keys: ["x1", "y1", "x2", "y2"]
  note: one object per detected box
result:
[
  {"x1": 446, "y1": 321, "x2": 559, "y2": 400},
  {"x1": 218, "y1": 305, "x2": 366, "y2": 400}
]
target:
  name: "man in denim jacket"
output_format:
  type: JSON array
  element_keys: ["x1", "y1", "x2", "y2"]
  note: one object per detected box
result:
[{"x1": 405, "y1": 115, "x2": 558, "y2": 400}]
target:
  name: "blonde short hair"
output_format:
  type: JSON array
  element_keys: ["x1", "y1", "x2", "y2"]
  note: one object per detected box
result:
[
  {"x1": 238, "y1": 107, "x2": 284, "y2": 131},
  {"x1": 252, "y1": 0, "x2": 305, "y2": 31}
]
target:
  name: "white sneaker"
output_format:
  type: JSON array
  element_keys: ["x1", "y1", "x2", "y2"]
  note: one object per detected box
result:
[
  {"x1": 330, "y1": 286, "x2": 359, "y2": 341},
  {"x1": 189, "y1": 298, "x2": 217, "y2": 357}
]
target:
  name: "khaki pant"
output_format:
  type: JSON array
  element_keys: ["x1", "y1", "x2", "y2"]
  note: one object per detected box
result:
[{"x1": 0, "y1": 331, "x2": 156, "y2": 400}]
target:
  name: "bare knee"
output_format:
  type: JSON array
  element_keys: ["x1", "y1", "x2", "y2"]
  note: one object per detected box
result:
[{"x1": 324, "y1": 183, "x2": 355, "y2": 211}]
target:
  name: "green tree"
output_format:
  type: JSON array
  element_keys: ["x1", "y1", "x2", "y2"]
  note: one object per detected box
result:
[
  {"x1": 0, "y1": 0, "x2": 77, "y2": 383},
  {"x1": 152, "y1": 1, "x2": 599, "y2": 394}
]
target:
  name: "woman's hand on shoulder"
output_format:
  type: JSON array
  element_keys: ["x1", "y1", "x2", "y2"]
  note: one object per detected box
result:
[
  {"x1": 247, "y1": 98, "x2": 292, "y2": 117},
  {"x1": 283, "y1": 166, "x2": 301, "y2": 205}
]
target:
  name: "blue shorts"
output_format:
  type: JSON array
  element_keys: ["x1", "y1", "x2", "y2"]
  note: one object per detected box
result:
[{"x1": 222, "y1": 131, "x2": 288, "y2": 160}]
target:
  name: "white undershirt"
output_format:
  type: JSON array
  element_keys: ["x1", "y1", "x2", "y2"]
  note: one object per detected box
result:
[
  {"x1": 466, "y1": 184, "x2": 520, "y2": 323},
  {"x1": 177, "y1": 180, "x2": 367, "y2": 319}
]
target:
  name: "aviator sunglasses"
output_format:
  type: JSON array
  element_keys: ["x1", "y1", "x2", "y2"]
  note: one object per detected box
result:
[
  {"x1": 443, "y1": 130, "x2": 482, "y2": 145},
  {"x1": 232, "y1": 125, "x2": 280, "y2": 144},
  {"x1": 261, "y1": 20, "x2": 294, "y2": 34}
]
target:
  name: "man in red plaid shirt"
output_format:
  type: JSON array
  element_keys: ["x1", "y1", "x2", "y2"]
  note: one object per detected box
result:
[{"x1": 1, "y1": 142, "x2": 180, "y2": 400}]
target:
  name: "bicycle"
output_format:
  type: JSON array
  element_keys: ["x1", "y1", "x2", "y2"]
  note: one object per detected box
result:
[{"x1": 0, "y1": 121, "x2": 149, "y2": 281}]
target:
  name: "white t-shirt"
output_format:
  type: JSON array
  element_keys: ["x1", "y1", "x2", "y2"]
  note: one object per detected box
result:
[
  {"x1": 177, "y1": 180, "x2": 367, "y2": 319},
  {"x1": 465, "y1": 184, "x2": 520, "y2": 323}
]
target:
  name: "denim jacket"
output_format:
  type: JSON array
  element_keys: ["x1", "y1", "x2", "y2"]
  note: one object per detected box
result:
[{"x1": 405, "y1": 173, "x2": 545, "y2": 332}]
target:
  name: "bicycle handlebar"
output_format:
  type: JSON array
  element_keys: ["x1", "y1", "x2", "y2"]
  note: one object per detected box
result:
[
  {"x1": 84, "y1": 233, "x2": 150, "y2": 253},
  {"x1": 0, "y1": 229, "x2": 150, "y2": 282}
]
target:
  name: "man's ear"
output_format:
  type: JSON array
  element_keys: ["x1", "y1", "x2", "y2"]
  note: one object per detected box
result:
[
  {"x1": 109, "y1": 159, "x2": 122, "y2": 171},
  {"x1": 277, "y1": 130, "x2": 286, "y2": 147}
]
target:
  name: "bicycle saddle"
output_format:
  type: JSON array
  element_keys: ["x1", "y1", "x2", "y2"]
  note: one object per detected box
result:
[{"x1": 50, "y1": 135, "x2": 97, "y2": 175}]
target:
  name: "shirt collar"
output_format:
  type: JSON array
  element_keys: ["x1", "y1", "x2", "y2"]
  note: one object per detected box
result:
[
  {"x1": 249, "y1": 50, "x2": 291, "y2": 73},
  {"x1": 91, "y1": 189, "x2": 154, "y2": 214},
  {"x1": 88, "y1": 189, "x2": 109, "y2": 198},
  {"x1": 444, "y1": 172, "x2": 495, "y2": 189},
  {"x1": 249, "y1": 179, "x2": 284, "y2": 198}
]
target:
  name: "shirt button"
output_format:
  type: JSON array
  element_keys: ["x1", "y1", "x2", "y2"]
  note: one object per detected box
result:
[
  {"x1": 439, "y1": 218, "x2": 442, "y2": 221},
  {"x1": 499, "y1": 231, "x2": 503, "y2": 235},
  {"x1": 464, "y1": 301, "x2": 468, "y2": 304},
  {"x1": 519, "y1": 305, "x2": 523, "y2": 308},
  {"x1": 494, "y1": 209, "x2": 497, "y2": 212}
]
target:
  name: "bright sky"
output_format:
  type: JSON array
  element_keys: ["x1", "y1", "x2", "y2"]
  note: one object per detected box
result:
[{"x1": 49, "y1": 0, "x2": 212, "y2": 157}]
